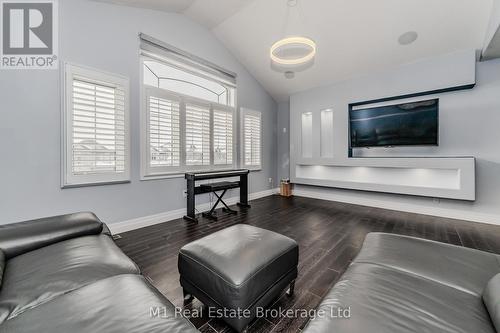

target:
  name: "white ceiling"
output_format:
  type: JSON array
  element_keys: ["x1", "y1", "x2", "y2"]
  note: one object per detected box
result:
[
  {"x1": 94, "y1": 0, "x2": 494, "y2": 102},
  {"x1": 92, "y1": 0, "x2": 195, "y2": 13},
  {"x1": 92, "y1": 0, "x2": 253, "y2": 28}
]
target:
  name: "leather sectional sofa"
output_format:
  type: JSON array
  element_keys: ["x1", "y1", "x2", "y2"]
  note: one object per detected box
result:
[
  {"x1": 0, "y1": 212, "x2": 198, "y2": 333},
  {"x1": 303, "y1": 232, "x2": 500, "y2": 333}
]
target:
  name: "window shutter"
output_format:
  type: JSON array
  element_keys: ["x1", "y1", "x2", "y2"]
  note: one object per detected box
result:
[
  {"x1": 213, "y1": 109, "x2": 233, "y2": 165},
  {"x1": 185, "y1": 103, "x2": 211, "y2": 166},
  {"x1": 243, "y1": 111, "x2": 262, "y2": 168},
  {"x1": 71, "y1": 77, "x2": 126, "y2": 176},
  {"x1": 148, "y1": 95, "x2": 180, "y2": 167}
]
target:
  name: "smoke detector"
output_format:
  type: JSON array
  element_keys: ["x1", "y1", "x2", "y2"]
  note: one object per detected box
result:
[{"x1": 398, "y1": 31, "x2": 418, "y2": 45}]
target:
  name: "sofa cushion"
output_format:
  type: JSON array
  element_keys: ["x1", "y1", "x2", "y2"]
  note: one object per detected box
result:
[
  {"x1": 304, "y1": 263, "x2": 496, "y2": 333},
  {"x1": 0, "y1": 274, "x2": 198, "y2": 333},
  {"x1": 483, "y1": 273, "x2": 500, "y2": 331},
  {"x1": 0, "y1": 234, "x2": 139, "y2": 322},
  {"x1": 0, "y1": 212, "x2": 104, "y2": 259},
  {"x1": 353, "y1": 233, "x2": 500, "y2": 296}
]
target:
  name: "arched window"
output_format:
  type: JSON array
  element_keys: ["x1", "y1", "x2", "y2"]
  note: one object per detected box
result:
[
  {"x1": 143, "y1": 59, "x2": 235, "y2": 106},
  {"x1": 141, "y1": 54, "x2": 236, "y2": 177}
]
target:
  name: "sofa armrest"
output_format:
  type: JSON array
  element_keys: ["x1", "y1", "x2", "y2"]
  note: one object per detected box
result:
[
  {"x1": 0, "y1": 212, "x2": 105, "y2": 259},
  {"x1": 101, "y1": 222, "x2": 112, "y2": 237},
  {"x1": 0, "y1": 249, "x2": 5, "y2": 287}
]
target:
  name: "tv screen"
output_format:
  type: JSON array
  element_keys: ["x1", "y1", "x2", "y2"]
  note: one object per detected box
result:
[{"x1": 349, "y1": 98, "x2": 439, "y2": 148}]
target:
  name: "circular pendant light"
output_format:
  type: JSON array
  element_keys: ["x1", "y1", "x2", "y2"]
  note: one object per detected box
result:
[
  {"x1": 270, "y1": 36, "x2": 316, "y2": 66},
  {"x1": 270, "y1": 0, "x2": 316, "y2": 70}
]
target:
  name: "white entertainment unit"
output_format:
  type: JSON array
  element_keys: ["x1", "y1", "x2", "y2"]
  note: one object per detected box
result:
[
  {"x1": 294, "y1": 157, "x2": 475, "y2": 201},
  {"x1": 289, "y1": 50, "x2": 477, "y2": 202}
]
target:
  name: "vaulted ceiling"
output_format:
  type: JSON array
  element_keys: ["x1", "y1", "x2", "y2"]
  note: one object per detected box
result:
[
  {"x1": 93, "y1": 0, "x2": 494, "y2": 101},
  {"x1": 92, "y1": 0, "x2": 253, "y2": 28}
]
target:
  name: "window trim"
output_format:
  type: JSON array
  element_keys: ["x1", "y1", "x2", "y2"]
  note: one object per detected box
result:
[
  {"x1": 62, "y1": 62, "x2": 131, "y2": 188},
  {"x1": 140, "y1": 56, "x2": 237, "y2": 180},
  {"x1": 240, "y1": 108, "x2": 263, "y2": 171}
]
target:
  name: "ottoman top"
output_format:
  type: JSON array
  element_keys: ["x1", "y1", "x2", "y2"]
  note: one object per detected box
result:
[{"x1": 179, "y1": 224, "x2": 298, "y2": 286}]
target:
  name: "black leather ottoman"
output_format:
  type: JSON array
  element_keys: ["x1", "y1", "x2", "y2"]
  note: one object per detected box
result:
[{"x1": 178, "y1": 224, "x2": 299, "y2": 332}]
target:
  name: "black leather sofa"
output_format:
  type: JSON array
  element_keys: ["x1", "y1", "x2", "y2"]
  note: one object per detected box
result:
[
  {"x1": 0, "y1": 212, "x2": 198, "y2": 333},
  {"x1": 303, "y1": 232, "x2": 500, "y2": 333}
]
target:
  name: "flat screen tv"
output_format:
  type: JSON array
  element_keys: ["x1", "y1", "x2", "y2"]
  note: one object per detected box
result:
[{"x1": 349, "y1": 98, "x2": 439, "y2": 148}]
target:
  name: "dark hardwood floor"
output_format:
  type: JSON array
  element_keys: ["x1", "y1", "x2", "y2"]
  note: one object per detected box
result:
[{"x1": 115, "y1": 195, "x2": 500, "y2": 333}]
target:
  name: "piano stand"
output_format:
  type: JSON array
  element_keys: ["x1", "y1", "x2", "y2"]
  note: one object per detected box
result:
[
  {"x1": 202, "y1": 188, "x2": 238, "y2": 221},
  {"x1": 183, "y1": 170, "x2": 250, "y2": 223}
]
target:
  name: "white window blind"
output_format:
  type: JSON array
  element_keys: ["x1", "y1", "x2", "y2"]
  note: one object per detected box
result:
[
  {"x1": 185, "y1": 103, "x2": 211, "y2": 166},
  {"x1": 148, "y1": 94, "x2": 181, "y2": 169},
  {"x1": 242, "y1": 109, "x2": 262, "y2": 169},
  {"x1": 63, "y1": 64, "x2": 130, "y2": 187},
  {"x1": 213, "y1": 109, "x2": 233, "y2": 165},
  {"x1": 71, "y1": 78, "x2": 126, "y2": 176}
]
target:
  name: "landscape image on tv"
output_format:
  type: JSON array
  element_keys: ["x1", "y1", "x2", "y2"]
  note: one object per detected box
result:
[{"x1": 349, "y1": 98, "x2": 439, "y2": 148}]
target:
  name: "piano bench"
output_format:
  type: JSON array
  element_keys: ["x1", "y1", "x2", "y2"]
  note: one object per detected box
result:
[
  {"x1": 201, "y1": 181, "x2": 239, "y2": 221},
  {"x1": 200, "y1": 181, "x2": 240, "y2": 192}
]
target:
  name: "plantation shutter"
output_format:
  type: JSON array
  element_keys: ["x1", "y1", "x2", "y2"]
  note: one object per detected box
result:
[
  {"x1": 185, "y1": 103, "x2": 211, "y2": 166},
  {"x1": 243, "y1": 110, "x2": 262, "y2": 168},
  {"x1": 213, "y1": 109, "x2": 233, "y2": 165},
  {"x1": 147, "y1": 93, "x2": 181, "y2": 169},
  {"x1": 71, "y1": 77, "x2": 126, "y2": 176}
]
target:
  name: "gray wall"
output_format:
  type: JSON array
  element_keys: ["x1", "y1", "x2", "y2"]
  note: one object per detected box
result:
[
  {"x1": 0, "y1": 0, "x2": 277, "y2": 225},
  {"x1": 277, "y1": 101, "x2": 290, "y2": 181},
  {"x1": 484, "y1": 0, "x2": 500, "y2": 49},
  {"x1": 289, "y1": 57, "x2": 500, "y2": 224}
]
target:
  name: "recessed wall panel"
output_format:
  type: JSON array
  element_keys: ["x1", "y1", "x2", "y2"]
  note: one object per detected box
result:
[
  {"x1": 301, "y1": 112, "x2": 313, "y2": 158},
  {"x1": 320, "y1": 109, "x2": 334, "y2": 158}
]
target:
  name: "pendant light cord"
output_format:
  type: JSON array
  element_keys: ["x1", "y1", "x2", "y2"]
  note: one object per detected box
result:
[{"x1": 281, "y1": 0, "x2": 309, "y2": 38}]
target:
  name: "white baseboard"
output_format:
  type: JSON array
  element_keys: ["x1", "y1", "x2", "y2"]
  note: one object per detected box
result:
[
  {"x1": 293, "y1": 188, "x2": 500, "y2": 227},
  {"x1": 109, "y1": 188, "x2": 279, "y2": 234}
]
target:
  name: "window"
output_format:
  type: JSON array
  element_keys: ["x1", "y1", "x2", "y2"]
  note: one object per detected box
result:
[
  {"x1": 146, "y1": 90, "x2": 181, "y2": 175},
  {"x1": 63, "y1": 63, "x2": 130, "y2": 187},
  {"x1": 140, "y1": 39, "x2": 237, "y2": 178},
  {"x1": 143, "y1": 60, "x2": 235, "y2": 106},
  {"x1": 241, "y1": 109, "x2": 262, "y2": 170},
  {"x1": 213, "y1": 109, "x2": 233, "y2": 165},
  {"x1": 185, "y1": 102, "x2": 211, "y2": 166}
]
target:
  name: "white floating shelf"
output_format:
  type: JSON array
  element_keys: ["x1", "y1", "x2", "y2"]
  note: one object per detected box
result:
[{"x1": 293, "y1": 157, "x2": 475, "y2": 201}]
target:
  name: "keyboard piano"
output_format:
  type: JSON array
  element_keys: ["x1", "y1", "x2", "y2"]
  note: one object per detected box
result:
[{"x1": 183, "y1": 169, "x2": 250, "y2": 222}]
